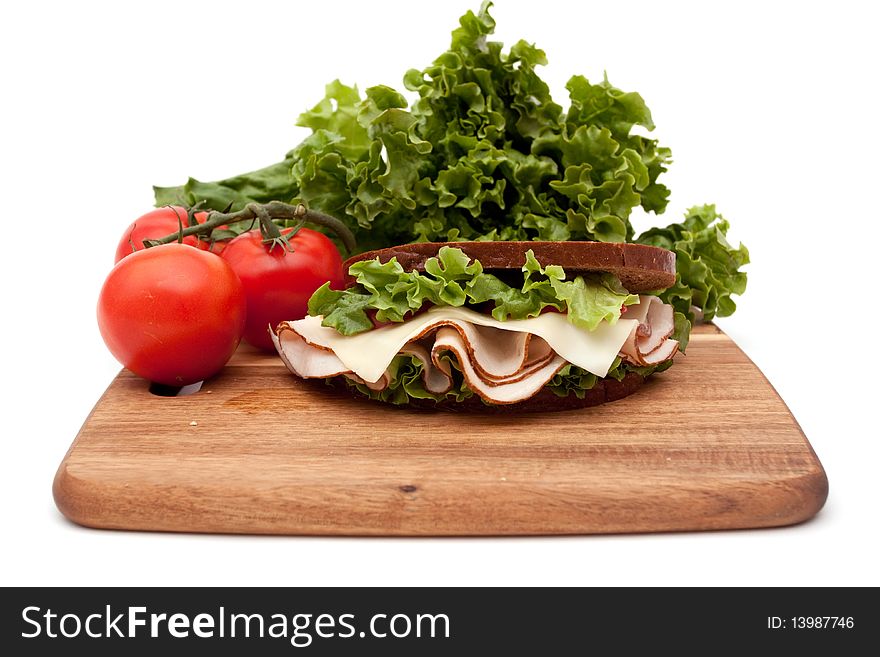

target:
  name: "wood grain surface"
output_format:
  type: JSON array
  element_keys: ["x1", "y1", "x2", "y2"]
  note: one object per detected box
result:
[{"x1": 54, "y1": 324, "x2": 827, "y2": 535}]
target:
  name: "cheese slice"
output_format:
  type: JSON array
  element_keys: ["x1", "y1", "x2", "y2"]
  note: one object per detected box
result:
[{"x1": 289, "y1": 306, "x2": 638, "y2": 384}]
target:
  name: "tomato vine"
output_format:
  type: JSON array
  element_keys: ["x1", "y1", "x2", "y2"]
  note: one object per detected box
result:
[{"x1": 142, "y1": 201, "x2": 357, "y2": 255}]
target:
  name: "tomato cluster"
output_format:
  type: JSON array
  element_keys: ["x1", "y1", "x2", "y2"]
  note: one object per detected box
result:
[{"x1": 98, "y1": 206, "x2": 345, "y2": 385}]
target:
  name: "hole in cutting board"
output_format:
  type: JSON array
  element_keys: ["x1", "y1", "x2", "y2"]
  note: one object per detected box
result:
[{"x1": 148, "y1": 380, "x2": 204, "y2": 397}]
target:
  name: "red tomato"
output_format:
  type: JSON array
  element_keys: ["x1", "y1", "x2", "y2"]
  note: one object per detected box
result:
[
  {"x1": 221, "y1": 227, "x2": 344, "y2": 351},
  {"x1": 114, "y1": 206, "x2": 210, "y2": 263},
  {"x1": 98, "y1": 244, "x2": 246, "y2": 385}
]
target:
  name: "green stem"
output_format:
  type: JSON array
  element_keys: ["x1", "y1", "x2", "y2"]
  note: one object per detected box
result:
[{"x1": 143, "y1": 202, "x2": 357, "y2": 253}]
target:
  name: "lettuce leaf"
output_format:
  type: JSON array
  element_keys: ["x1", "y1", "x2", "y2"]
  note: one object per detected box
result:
[
  {"x1": 546, "y1": 357, "x2": 675, "y2": 399},
  {"x1": 309, "y1": 246, "x2": 637, "y2": 335},
  {"x1": 637, "y1": 205, "x2": 749, "y2": 350}
]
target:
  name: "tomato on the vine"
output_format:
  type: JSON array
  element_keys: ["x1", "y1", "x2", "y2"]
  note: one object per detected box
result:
[
  {"x1": 98, "y1": 243, "x2": 246, "y2": 385},
  {"x1": 221, "y1": 227, "x2": 345, "y2": 351},
  {"x1": 114, "y1": 206, "x2": 212, "y2": 263}
]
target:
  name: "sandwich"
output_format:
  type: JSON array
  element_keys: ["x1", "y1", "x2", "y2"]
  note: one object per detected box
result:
[{"x1": 270, "y1": 240, "x2": 682, "y2": 411}]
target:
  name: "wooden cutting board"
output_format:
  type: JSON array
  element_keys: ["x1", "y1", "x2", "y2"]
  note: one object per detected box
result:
[{"x1": 54, "y1": 324, "x2": 827, "y2": 535}]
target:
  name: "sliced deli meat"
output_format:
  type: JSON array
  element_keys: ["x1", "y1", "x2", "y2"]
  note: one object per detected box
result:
[
  {"x1": 284, "y1": 305, "x2": 638, "y2": 383},
  {"x1": 476, "y1": 335, "x2": 555, "y2": 386},
  {"x1": 618, "y1": 295, "x2": 680, "y2": 366},
  {"x1": 272, "y1": 296, "x2": 679, "y2": 404},
  {"x1": 432, "y1": 327, "x2": 567, "y2": 404},
  {"x1": 628, "y1": 337, "x2": 679, "y2": 366},
  {"x1": 343, "y1": 371, "x2": 390, "y2": 391},
  {"x1": 456, "y1": 323, "x2": 530, "y2": 379},
  {"x1": 270, "y1": 328, "x2": 347, "y2": 379}
]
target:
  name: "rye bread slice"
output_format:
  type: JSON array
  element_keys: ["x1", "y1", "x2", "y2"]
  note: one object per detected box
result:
[{"x1": 345, "y1": 241, "x2": 676, "y2": 292}]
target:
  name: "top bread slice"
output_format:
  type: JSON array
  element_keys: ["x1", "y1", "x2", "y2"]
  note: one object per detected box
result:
[{"x1": 344, "y1": 241, "x2": 676, "y2": 292}]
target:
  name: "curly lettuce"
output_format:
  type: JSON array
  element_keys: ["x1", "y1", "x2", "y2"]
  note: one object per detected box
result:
[
  {"x1": 308, "y1": 247, "x2": 638, "y2": 335},
  {"x1": 546, "y1": 359, "x2": 673, "y2": 399},
  {"x1": 155, "y1": 2, "x2": 669, "y2": 250},
  {"x1": 636, "y1": 204, "x2": 749, "y2": 350}
]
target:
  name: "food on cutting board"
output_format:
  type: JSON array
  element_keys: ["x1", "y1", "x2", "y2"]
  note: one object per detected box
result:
[
  {"x1": 97, "y1": 243, "x2": 246, "y2": 386},
  {"x1": 273, "y1": 241, "x2": 679, "y2": 409},
  {"x1": 96, "y1": 3, "x2": 748, "y2": 398},
  {"x1": 98, "y1": 202, "x2": 354, "y2": 384}
]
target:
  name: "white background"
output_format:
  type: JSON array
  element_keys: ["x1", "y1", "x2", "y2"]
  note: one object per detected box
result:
[{"x1": 2, "y1": 0, "x2": 878, "y2": 586}]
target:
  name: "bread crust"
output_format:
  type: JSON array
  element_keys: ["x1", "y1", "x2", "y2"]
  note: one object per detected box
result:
[{"x1": 345, "y1": 241, "x2": 676, "y2": 292}]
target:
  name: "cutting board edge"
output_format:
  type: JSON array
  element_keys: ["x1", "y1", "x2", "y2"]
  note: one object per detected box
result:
[{"x1": 53, "y1": 457, "x2": 828, "y2": 537}]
